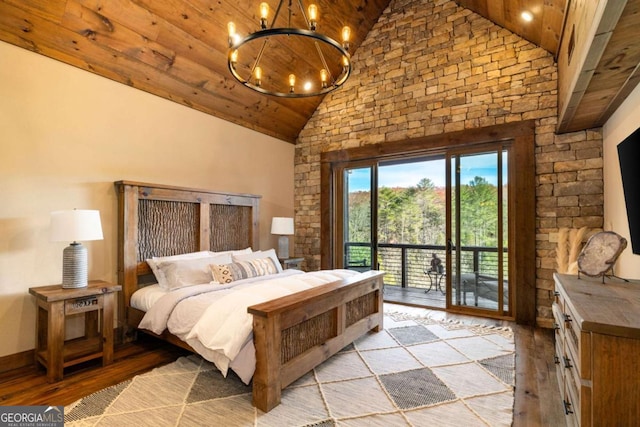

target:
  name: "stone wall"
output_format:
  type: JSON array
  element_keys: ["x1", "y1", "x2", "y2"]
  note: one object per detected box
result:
[{"x1": 294, "y1": 0, "x2": 603, "y2": 326}]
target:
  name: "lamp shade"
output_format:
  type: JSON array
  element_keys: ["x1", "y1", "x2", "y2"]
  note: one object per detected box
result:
[
  {"x1": 271, "y1": 217, "x2": 294, "y2": 235},
  {"x1": 50, "y1": 209, "x2": 103, "y2": 242}
]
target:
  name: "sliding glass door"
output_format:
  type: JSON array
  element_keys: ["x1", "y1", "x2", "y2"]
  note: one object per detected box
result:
[
  {"x1": 323, "y1": 123, "x2": 535, "y2": 323},
  {"x1": 333, "y1": 145, "x2": 512, "y2": 318}
]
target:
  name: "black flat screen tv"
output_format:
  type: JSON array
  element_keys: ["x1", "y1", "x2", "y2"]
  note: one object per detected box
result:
[{"x1": 618, "y1": 127, "x2": 640, "y2": 255}]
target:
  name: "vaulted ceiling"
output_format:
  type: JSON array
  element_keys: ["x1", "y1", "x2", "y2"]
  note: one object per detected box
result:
[{"x1": 1, "y1": 0, "x2": 639, "y2": 143}]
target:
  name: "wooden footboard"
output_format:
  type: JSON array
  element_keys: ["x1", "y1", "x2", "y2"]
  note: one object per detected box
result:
[{"x1": 248, "y1": 270, "x2": 384, "y2": 412}]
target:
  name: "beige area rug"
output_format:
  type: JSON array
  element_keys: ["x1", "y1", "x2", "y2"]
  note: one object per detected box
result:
[{"x1": 65, "y1": 312, "x2": 515, "y2": 426}]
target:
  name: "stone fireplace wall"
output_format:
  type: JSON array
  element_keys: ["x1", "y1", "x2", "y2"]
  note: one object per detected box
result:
[{"x1": 294, "y1": 0, "x2": 603, "y2": 326}]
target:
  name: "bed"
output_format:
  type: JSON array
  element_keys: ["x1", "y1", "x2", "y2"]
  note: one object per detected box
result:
[{"x1": 115, "y1": 181, "x2": 384, "y2": 412}]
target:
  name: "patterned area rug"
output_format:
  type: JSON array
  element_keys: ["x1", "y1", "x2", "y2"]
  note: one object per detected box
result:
[{"x1": 65, "y1": 312, "x2": 515, "y2": 426}]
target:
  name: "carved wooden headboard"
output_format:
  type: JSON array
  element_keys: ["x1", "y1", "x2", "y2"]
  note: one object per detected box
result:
[{"x1": 114, "y1": 181, "x2": 261, "y2": 331}]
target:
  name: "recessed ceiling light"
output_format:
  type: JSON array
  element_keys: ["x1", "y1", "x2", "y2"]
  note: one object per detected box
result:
[
  {"x1": 304, "y1": 81, "x2": 313, "y2": 91},
  {"x1": 521, "y1": 11, "x2": 533, "y2": 22}
]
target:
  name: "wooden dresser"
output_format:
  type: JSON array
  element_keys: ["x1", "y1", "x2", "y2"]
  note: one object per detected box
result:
[{"x1": 553, "y1": 273, "x2": 640, "y2": 426}]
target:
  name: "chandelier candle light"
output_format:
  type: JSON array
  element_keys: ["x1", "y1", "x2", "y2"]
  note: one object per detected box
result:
[
  {"x1": 50, "y1": 209, "x2": 103, "y2": 289},
  {"x1": 227, "y1": 0, "x2": 352, "y2": 97}
]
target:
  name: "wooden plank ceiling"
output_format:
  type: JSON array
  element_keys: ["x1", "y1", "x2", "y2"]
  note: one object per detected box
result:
[
  {"x1": 0, "y1": 0, "x2": 388, "y2": 143},
  {"x1": 0, "y1": 0, "x2": 638, "y2": 142},
  {"x1": 456, "y1": 0, "x2": 567, "y2": 55},
  {"x1": 556, "y1": 0, "x2": 640, "y2": 133}
]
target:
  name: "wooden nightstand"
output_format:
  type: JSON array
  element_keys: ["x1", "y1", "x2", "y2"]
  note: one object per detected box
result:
[
  {"x1": 29, "y1": 280, "x2": 121, "y2": 382},
  {"x1": 280, "y1": 257, "x2": 304, "y2": 270}
]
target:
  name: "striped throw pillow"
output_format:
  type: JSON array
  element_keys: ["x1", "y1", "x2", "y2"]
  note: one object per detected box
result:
[{"x1": 210, "y1": 257, "x2": 279, "y2": 284}]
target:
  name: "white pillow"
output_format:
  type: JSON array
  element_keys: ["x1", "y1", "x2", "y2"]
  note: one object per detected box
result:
[
  {"x1": 155, "y1": 253, "x2": 233, "y2": 290},
  {"x1": 233, "y1": 248, "x2": 283, "y2": 273},
  {"x1": 211, "y1": 247, "x2": 253, "y2": 257},
  {"x1": 147, "y1": 251, "x2": 213, "y2": 288}
]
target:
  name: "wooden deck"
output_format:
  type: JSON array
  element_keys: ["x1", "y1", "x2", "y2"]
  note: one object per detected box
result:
[
  {"x1": 384, "y1": 284, "x2": 446, "y2": 307},
  {"x1": 384, "y1": 284, "x2": 503, "y2": 311}
]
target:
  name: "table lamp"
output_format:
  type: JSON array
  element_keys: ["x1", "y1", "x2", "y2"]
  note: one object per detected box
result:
[
  {"x1": 271, "y1": 217, "x2": 294, "y2": 259},
  {"x1": 50, "y1": 209, "x2": 103, "y2": 288}
]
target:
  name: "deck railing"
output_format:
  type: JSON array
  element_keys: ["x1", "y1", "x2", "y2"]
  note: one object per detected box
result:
[{"x1": 345, "y1": 242, "x2": 507, "y2": 289}]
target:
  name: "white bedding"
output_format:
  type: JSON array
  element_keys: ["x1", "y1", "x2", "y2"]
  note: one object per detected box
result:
[
  {"x1": 130, "y1": 283, "x2": 167, "y2": 311},
  {"x1": 135, "y1": 269, "x2": 360, "y2": 384}
]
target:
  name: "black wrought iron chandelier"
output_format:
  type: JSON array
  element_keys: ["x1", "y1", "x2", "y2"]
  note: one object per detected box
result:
[{"x1": 227, "y1": 0, "x2": 352, "y2": 98}]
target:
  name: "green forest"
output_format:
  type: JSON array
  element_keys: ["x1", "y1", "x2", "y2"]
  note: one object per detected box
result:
[
  {"x1": 346, "y1": 176, "x2": 507, "y2": 275},
  {"x1": 348, "y1": 176, "x2": 504, "y2": 246}
]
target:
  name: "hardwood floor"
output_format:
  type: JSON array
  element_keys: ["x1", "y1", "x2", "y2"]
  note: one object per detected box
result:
[
  {"x1": 0, "y1": 334, "x2": 190, "y2": 407},
  {"x1": 0, "y1": 307, "x2": 565, "y2": 426},
  {"x1": 512, "y1": 323, "x2": 566, "y2": 426}
]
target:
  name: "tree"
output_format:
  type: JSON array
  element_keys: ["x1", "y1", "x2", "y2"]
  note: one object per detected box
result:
[
  {"x1": 415, "y1": 178, "x2": 445, "y2": 245},
  {"x1": 459, "y1": 176, "x2": 498, "y2": 247}
]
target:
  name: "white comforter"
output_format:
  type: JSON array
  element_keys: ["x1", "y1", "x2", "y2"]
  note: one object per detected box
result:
[{"x1": 138, "y1": 269, "x2": 359, "y2": 383}]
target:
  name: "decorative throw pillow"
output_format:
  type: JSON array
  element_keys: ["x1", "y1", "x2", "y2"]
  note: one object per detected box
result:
[
  {"x1": 232, "y1": 248, "x2": 283, "y2": 273},
  {"x1": 210, "y1": 257, "x2": 279, "y2": 284}
]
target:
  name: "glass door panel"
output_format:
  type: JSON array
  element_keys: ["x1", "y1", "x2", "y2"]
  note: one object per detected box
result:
[
  {"x1": 343, "y1": 166, "x2": 374, "y2": 272},
  {"x1": 501, "y1": 150, "x2": 509, "y2": 312},
  {"x1": 449, "y1": 155, "x2": 461, "y2": 306},
  {"x1": 448, "y1": 150, "x2": 509, "y2": 315},
  {"x1": 377, "y1": 157, "x2": 446, "y2": 307}
]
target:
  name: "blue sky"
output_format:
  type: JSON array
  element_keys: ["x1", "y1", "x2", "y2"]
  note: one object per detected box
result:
[{"x1": 347, "y1": 154, "x2": 505, "y2": 191}]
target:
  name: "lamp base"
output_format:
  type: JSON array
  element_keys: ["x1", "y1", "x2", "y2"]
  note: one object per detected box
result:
[
  {"x1": 277, "y1": 235, "x2": 290, "y2": 259},
  {"x1": 62, "y1": 242, "x2": 88, "y2": 288}
]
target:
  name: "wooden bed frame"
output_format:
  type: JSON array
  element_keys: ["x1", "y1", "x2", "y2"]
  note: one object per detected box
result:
[{"x1": 115, "y1": 181, "x2": 384, "y2": 412}]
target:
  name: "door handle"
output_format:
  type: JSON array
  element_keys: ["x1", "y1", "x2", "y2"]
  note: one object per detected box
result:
[{"x1": 447, "y1": 239, "x2": 455, "y2": 253}]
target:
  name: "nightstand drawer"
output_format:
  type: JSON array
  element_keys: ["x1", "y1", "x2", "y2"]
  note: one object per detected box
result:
[{"x1": 65, "y1": 294, "x2": 103, "y2": 315}]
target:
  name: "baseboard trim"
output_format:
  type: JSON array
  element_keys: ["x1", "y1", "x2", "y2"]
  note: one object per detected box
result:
[
  {"x1": 1, "y1": 327, "x2": 124, "y2": 374},
  {"x1": 0, "y1": 349, "x2": 34, "y2": 374}
]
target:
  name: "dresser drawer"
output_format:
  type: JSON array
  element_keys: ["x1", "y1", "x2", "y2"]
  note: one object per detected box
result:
[
  {"x1": 564, "y1": 352, "x2": 580, "y2": 412},
  {"x1": 553, "y1": 286, "x2": 563, "y2": 306},
  {"x1": 563, "y1": 302, "x2": 593, "y2": 381},
  {"x1": 552, "y1": 302, "x2": 565, "y2": 338},
  {"x1": 554, "y1": 338, "x2": 565, "y2": 397},
  {"x1": 565, "y1": 401, "x2": 580, "y2": 427},
  {"x1": 564, "y1": 378, "x2": 580, "y2": 426}
]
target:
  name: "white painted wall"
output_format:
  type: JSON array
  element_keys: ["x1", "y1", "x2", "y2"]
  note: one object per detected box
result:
[
  {"x1": 603, "y1": 83, "x2": 640, "y2": 280},
  {"x1": 0, "y1": 41, "x2": 295, "y2": 357}
]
